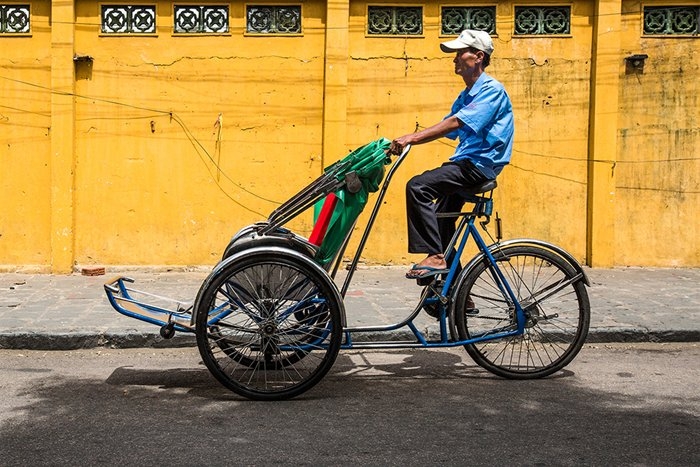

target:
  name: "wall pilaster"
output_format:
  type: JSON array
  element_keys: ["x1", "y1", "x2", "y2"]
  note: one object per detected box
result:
[
  {"x1": 322, "y1": 0, "x2": 350, "y2": 165},
  {"x1": 50, "y1": 0, "x2": 76, "y2": 273},
  {"x1": 587, "y1": 0, "x2": 622, "y2": 267}
]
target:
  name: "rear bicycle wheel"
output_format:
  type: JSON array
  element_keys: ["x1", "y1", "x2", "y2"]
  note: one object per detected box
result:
[
  {"x1": 195, "y1": 248, "x2": 342, "y2": 400},
  {"x1": 453, "y1": 245, "x2": 590, "y2": 379}
]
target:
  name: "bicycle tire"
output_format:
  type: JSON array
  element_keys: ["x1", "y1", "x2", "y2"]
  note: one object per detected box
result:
[
  {"x1": 219, "y1": 232, "x2": 326, "y2": 369},
  {"x1": 453, "y1": 244, "x2": 590, "y2": 379},
  {"x1": 194, "y1": 248, "x2": 342, "y2": 400}
]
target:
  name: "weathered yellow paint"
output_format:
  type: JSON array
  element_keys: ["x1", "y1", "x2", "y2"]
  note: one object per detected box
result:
[
  {"x1": 323, "y1": 0, "x2": 350, "y2": 165},
  {"x1": 488, "y1": 3, "x2": 594, "y2": 265},
  {"x1": 0, "y1": 0, "x2": 698, "y2": 270},
  {"x1": 344, "y1": 2, "x2": 595, "y2": 265},
  {"x1": 50, "y1": 0, "x2": 77, "y2": 273},
  {"x1": 70, "y1": 0, "x2": 327, "y2": 265},
  {"x1": 0, "y1": 1, "x2": 52, "y2": 272},
  {"x1": 615, "y1": 0, "x2": 700, "y2": 266},
  {"x1": 587, "y1": 0, "x2": 622, "y2": 267}
]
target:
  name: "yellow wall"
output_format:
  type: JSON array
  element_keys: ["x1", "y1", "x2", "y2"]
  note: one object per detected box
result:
[
  {"x1": 71, "y1": 1, "x2": 327, "y2": 267},
  {"x1": 345, "y1": 1, "x2": 594, "y2": 264},
  {"x1": 616, "y1": 0, "x2": 700, "y2": 266},
  {"x1": 0, "y1": 0, "x2": 698, "y2": 271},
  {"x1": 0, "y1": 1, "x2": 52, "y2": 270}
]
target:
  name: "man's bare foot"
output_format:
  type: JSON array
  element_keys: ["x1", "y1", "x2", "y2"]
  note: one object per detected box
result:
[{"x1": 406, "y1": 254, "x2": 448, "y2": 278}]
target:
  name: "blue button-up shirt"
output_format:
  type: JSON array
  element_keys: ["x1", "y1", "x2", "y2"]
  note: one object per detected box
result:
[{"x1": 444, "y1": 73, "x2": 514, "y2": 179}]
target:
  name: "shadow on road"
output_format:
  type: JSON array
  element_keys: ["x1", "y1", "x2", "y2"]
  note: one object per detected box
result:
[{"x1": 1, "y1": 349, "x2": 697, "y2": 466}]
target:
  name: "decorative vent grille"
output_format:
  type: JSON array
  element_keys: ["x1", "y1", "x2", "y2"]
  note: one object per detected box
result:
[
  {"x1": 514, "y1": 6, "x2": 570, "y2": 35},
  {"x1": 0, "y1": 4, "x2": 30, "y2": 33},
  {"x1": 643, "y1": 6, "x2": 699, "y2": 35},
  {"x1": 246, "y1": 5, "x2": 301, "y2": 34},
  {"x1": 174, "y1": 5, "x2": 229, "y2": 34},
  {"x1": 101, "y1": 5, "x2": 156, "y2": 34},
  {"x1": 368, "y1": 6, "x2": 422, "y2": 35},
  {"x1": 441, "y1": 6, "x2": 496, "y2": 35}
]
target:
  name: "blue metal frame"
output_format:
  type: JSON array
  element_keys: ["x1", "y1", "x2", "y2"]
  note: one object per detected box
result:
[
  {"x1": 104, "y1": 274, "x2": 335, "y2": 352},
  {"x1": 340, "y1": 202, "x2": 525, "y2": 350},
  {"x1": 104, "y1": 277, "x2": 195, "y2": 334}
]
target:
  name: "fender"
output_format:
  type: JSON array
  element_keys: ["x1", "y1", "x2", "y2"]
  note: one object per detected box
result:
[
  {"x1": 223, "y1": 222, "x2": 317, "y2": 260},
  {"x1": 193, "y1": 246, "x2": 346, "y2": 327}
]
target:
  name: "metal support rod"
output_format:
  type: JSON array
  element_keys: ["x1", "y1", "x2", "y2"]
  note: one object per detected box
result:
[
  {"x1": 328, "y1": 219, "x2": 358, "y2": 278},
  {"x1": 340, "y1": 145, "x2": 411, "y2": 297}
]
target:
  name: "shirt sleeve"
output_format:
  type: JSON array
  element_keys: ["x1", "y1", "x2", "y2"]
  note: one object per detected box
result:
[{"x1": 454, "y1": 84, "x2": 502, "y2": 135}]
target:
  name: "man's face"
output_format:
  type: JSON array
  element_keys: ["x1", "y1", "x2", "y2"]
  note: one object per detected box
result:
[{"x1": 453, "y1": 47, "x2": 484, "y2": 77}]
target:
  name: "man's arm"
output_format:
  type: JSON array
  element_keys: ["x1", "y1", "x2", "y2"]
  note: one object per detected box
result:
[{"x1": 388, "y1": 116, "x2": 462, "y2": 155}]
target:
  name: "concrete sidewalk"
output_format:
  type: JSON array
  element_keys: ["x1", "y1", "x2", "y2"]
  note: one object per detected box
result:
[{"x1": 0, "y1": 266, "x2": 698, "y2": 350}]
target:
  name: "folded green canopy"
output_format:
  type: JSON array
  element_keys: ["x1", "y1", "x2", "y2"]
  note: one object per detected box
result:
[{"x1": 313, "y1": 138, "x2": 392, "y2": 266}]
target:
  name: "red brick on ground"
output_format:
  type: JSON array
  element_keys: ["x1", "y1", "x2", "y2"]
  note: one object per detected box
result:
[{"x1": 81, "y1": 267, "x2": 105, "y2": 276}]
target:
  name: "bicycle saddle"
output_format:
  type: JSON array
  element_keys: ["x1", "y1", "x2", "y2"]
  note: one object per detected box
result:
[{"x1": 460, "y1": 179, "x2": 497, "y2": 196}]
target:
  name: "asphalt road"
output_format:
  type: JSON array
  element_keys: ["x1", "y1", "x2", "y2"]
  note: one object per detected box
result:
[{"x1": 1, "y1": 343, "x2": 698, "y2": 466}]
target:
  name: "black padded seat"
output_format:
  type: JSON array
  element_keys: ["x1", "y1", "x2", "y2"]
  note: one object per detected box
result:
[{"x1": 459, "y1": 179, "x2": 497, "y2": 196}]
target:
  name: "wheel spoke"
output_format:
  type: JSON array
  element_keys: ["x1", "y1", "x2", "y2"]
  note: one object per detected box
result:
[
  {"x1": 454, "y1": 245, "x2": 590, "y2": 378},
  {"x1": 195, "y1": 251, "x2": 341, "y2": 400}
]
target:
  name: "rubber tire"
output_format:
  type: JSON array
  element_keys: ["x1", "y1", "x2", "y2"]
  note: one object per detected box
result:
[
  {"x1": 194, "y1": 249, "x2": 342, "y2": 400},
  {"x1": 453, "y1": 245, "x2": 590, "y2": 379},
  {"x1": 219, "y1": 230, "x2": 319, "y2": 368}
]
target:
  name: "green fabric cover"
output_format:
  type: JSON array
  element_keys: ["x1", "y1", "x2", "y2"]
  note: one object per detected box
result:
[{"x1": 313, "y1": 138, "x2": 391, "y2": 265}]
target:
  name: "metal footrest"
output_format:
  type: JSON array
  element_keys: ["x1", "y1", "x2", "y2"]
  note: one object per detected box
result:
[{"x1": 103, "y1": 277, "x2": 196, "y2": 334}]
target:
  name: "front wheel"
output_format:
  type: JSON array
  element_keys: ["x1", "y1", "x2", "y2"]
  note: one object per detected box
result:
[
  {"x1": 453, "y1": 245, "x2": 590, "y2": 379},
  {"x1": 194, "y1": 248, "x2": 343, "y2": 400}
]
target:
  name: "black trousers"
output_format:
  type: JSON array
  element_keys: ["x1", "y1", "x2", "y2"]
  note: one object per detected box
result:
[{"x1": 406, "y1": 160, "x2": 490, "y2": 255}]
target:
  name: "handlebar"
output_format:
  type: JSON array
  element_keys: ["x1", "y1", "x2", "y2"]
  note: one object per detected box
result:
[{"x1": 387, "y1": 143, "x2": 411, "y2": 158}]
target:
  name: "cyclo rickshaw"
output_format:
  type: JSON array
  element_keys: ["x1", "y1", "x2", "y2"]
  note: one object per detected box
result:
[{"x1": 105, "y1": 138, "x2": 590, "y2": 400}]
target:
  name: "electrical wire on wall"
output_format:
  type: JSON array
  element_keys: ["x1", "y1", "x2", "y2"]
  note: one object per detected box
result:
[{"x1": 0, "y1": 75, "x2": 282, "y2": 217}]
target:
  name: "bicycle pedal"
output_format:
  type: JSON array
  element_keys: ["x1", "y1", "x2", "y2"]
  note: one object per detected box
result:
[{"x1": 416, "y1": 276, "x2": 436, "y2": 286}]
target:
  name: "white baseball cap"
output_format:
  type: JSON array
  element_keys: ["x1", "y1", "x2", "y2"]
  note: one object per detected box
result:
[{"x1": 440, "y1": 29, "x2": 494, "y2": 55}]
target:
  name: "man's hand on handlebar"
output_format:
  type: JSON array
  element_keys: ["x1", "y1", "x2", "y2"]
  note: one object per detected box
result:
[{"x1": 388, "y1": 135, "x2": 413, "y2": 156}]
